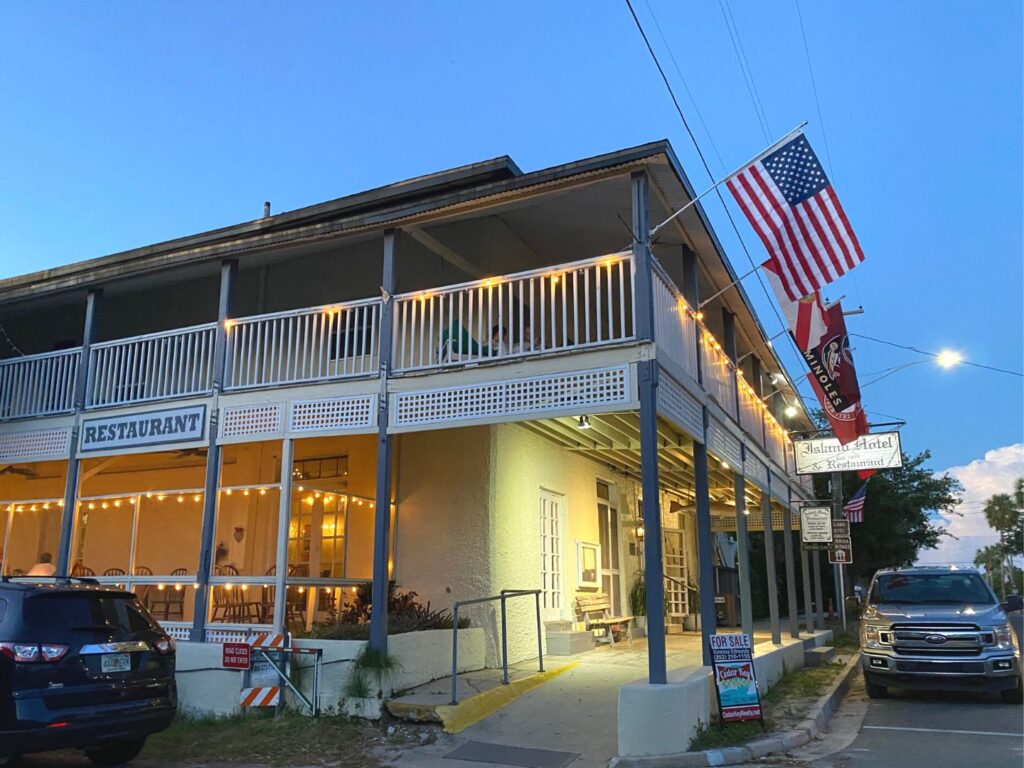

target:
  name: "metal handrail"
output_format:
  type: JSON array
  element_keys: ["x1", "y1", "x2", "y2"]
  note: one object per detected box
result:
[{"x1": 449, "y1": 588, "x2": 543, "y2": 705}]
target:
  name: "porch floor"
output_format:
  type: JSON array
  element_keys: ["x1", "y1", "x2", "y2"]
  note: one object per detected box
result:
[{"x1": 386, "y1": 628, "x2": 789, "y2": 768}]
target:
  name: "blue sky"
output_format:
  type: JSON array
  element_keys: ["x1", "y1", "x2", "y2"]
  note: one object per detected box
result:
[{"x1": 1, "y1": 2, "x2": 1021, "y2": 489}]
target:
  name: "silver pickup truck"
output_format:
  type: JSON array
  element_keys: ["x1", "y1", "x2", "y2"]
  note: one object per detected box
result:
[{"x1": 859, "y1": 565, "x2": 1022, "y2": 703}]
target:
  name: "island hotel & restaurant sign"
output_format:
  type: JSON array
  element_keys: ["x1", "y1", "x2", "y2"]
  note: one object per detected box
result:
[{"x1": 793, "y1": 431, "x2": 903, "y2": 476}]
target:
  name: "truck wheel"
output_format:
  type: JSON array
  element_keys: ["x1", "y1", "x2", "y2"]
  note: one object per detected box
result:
[
  {"x1": 864, "y1": 678, "x2": 889, "y2": 699},
  {"x1": 1001, "y1": 682, "x2": 1023, "y2": 704},
  {"x1": 84, "y1": 737, "x2": 146, "y2": 766}
]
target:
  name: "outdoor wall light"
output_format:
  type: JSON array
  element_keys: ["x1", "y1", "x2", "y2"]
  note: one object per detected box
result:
[
  {"x1": 577, "y1": 415, "x2": 592, "y2": 430},
  {"x1": 635, "y1": 524, "x2": 645, "y2": 539}
]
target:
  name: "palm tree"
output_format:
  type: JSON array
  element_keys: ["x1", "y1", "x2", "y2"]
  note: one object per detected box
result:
[{"x1": 983, "y1": 489, "x2": 1022, "y2": 599}]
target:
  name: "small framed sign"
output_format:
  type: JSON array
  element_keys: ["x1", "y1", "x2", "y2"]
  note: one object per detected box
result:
[
  {"x1": 576, "y1": 540, "x2": 600, "y2": 589},
  {"x1": 709, "y1": 633, "x2": 763, "y2": 724}
]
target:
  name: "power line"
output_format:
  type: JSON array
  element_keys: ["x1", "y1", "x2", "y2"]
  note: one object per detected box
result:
[
  {"x1": 623, "y1": 0, "x2": 805, "y2": 386},
  {"x1": 717, "y1": 0, "x2": 771, "y2": 141},
  {"x1": 851, "y1": 333, "x2": 1024, "y2": 378},
  {"x1": 641, "y1": 0, "x2": 727, "y2": 172}
]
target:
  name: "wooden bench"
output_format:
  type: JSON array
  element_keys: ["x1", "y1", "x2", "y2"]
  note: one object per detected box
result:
[{"x1": 575, "y1": 593, "x2": 633, "y2": 645}]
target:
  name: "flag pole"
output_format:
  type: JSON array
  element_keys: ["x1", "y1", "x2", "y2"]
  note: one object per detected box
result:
[
  {"x1": 650, "y1": 120, "x2": 809, "y2": 239},
  {"x1": 697, "y1": 264, "x2": 762, "y2": 309}
]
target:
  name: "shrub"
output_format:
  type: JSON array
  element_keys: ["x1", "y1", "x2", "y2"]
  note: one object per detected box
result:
[{"x1": 302, "y1": 581, "x2": 470, "y2": 640}]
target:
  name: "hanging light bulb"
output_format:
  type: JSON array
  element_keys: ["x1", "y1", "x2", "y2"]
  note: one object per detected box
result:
[{"x1": 577, "y1": 415, "x2": 592, "y2": 430}]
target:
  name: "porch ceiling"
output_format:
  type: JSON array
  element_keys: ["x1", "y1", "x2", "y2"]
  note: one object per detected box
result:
[{"x1": 521, "y1": 412, "x2": 765, "y2": 510}]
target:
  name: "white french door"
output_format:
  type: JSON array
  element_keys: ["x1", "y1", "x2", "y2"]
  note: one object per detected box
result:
[{"x1": 539, "y1": 489, "x2": 565, "y2": 620}]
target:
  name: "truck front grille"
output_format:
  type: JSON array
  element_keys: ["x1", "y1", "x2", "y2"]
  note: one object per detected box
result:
[{"x1": 889, "y1": 623, "x2": 986, "y2": 657}]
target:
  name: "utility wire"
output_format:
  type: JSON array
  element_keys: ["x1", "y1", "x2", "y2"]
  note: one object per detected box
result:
[
  {"x1": 718, "y1": 0, "x2": 771, "y2": 141},
  {"x1": 623, "y1": 0, "x2": 805, "y2": 390},
  {"x1": 851, "y1": 333, "x2": 1023, "y2": 378},
  {"x1": 0, "y1": 322, "x2": 24, "y2": 356},
  {"x1": 641, "y1": 0, "x2": 727, "y2": 172},
  {"x1": 793, "y1": 0, "x2": 876, "y2": 377}
]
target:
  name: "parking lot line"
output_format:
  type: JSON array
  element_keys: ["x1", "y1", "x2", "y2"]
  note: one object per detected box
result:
[{"x1": 863, "y1": 725, "x2": 1022, "y2": 738}]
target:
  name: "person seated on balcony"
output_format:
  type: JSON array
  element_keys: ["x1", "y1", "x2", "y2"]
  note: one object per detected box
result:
[
  {"x1": 489, "y1": 325, "x2": 509, "y2": 357},
  {"x1": 513, "y1": 321, "x2": 539, "y2": 355},
  {"x1": 27, "y1": 552, "x2": 56, "y2": 577},
  {"x1": 439, "y1": 322, "x2": 486, "y2": 363}
]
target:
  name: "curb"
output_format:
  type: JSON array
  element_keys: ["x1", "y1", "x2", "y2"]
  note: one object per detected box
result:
[{"x1": 610, "y1": 651, "x2": 862, "y2": 768}]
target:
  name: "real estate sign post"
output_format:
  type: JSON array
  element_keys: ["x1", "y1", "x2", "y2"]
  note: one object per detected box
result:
[{"x1": 709, "y1": 633, "x2": 763, "y2": 724}]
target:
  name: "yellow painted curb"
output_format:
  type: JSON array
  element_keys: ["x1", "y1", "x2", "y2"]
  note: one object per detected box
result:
[{"x1": 436, "y1": 663, "x2": 579, "y2": 734}]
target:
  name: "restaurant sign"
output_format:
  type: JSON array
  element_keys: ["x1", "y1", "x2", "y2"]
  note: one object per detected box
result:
[
  {"x1": 709, "y1": 633, "x2": 763, "y2": 724},
  {"x1": 800, "y1": 506, "x2": 833, "y2": 549},
  {"x1": 793, "y1": 431, "x2": 903, "y2": 476},
  {"x1": 80, "y1": 405, "x2": 207, "y2": 452}
]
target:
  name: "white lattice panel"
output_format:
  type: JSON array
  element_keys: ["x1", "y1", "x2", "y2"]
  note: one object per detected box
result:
[
  {"x1": 289, "y1": 395, "x2": 375, "y2": 434},
  {"x1": 711, "y1": 508, "x2": 789, "y2": 532},
  {"x1": 393, "y1": 366, "x2": 630, "y2": 428},
  {"x1": 657, "y1": 370, "x2": 704, "y2": 441},
  {"x1": 707, "y1": 418, "x2": 741, "y2": 468},
  {"x1": 0, "y1": 427, "x2": 72, "y2": 463},
  {"x1": 160, "y1": 623, "x2": 192, "y2": 641},
  {"x1": 220, "y1": 403, "x2": 283, "y2": 439},
  {"x1": 206, "y1": 628, "x2": 254, "y2": 643},
  {"x1": 744, "y1": 452, "x2": 769, "y2": 491}
]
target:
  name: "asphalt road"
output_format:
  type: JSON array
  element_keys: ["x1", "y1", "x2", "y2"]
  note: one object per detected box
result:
[{"x1": 774, "y1": 670, "x2": 1024, "y2": 768}]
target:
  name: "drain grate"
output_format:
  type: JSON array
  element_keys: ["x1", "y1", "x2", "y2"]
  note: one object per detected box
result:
[{"x1": 445, "y1": 740, "x2": 580, "y2": 768}]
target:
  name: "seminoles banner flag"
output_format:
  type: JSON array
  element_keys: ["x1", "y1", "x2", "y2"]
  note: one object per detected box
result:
[{"x1": 804, "y1": 302, "x2": 868, "y2": 445}]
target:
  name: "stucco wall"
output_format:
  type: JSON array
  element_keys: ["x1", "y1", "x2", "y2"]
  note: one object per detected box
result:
[
  {"x1": 491, "y1": 423, "x2": 635, "y2": 664},
  {"x1": 394, "y1": 426, "x2": 494, "y2": 646},
  {"x1": 175, "y1": 628, "x2": 486, "y2": 717}
]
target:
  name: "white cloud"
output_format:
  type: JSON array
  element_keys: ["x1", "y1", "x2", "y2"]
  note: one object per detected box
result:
[{"x1": 917, "y1": 443, "x2": 1024, "y2": 566}]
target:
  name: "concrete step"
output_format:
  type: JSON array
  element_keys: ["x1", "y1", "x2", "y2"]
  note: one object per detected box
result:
[
  {"x1": 546, "y1": 630, "x2": 594, "y2": 656},
  {"x1": 386, "y1": 663, "x2": 577, "y2": 733},
  {"x1": 804, "y1": 645, "x2": 836, "y2": 667}
]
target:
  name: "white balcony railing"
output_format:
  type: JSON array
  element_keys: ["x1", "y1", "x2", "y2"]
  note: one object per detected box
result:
[
  {"x1": 0, "y1": 349, "x2": 80, "y2": 420},
  {"x1": 700, "y1": 329, "x2": 737, "y2": 414},
  {"x1": 737, "y1": 374, "x2": 764, "y2": 445},
  {"x1": 651, "y1": 260, "x2": 699, "y2": 382},
  {"x1": 765, "y1": 417, "x2": 787, "y2": 468},
  {"x1": 87, "y1": 324, "x2": 217, "y2": 408},
  {"x1": 391, "y1": 254, "x2": 635, "y2": 373},
  {"x1": 225, "y1": 299, "x2": 381, "y2": 391}
]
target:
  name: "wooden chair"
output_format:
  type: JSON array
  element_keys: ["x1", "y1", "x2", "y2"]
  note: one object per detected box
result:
[
  {"x1": 71, "y1": 564, "x2": 95, "y2": 577},
  {"x1": 133, "y1": 566, "x2": 153, "y2": 608},
  {"x1": 149, "y1": 568, "x2": 189, "y2": 621},
  {"x1": 575, "y1": 593, "x2": 634, "y2": 645}
]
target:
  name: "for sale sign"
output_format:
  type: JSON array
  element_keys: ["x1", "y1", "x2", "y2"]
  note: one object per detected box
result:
[
  {"x1": 709, "y1": 633, "x2": 763, "y2": 724},
  {"x1": 222, "y1": 642, "x2": 251, "y2": 670}
]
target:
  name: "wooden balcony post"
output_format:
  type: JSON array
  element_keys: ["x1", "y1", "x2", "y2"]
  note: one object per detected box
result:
[
  {"x1": 56, "y1": 289, "x2": 101, "y2": 576},
  {"x1": 763, "y1": 475, "x2": 782, "y2": 644},
  {"x1": 191, "y1": 259, "x2": 237, "y2": 641},
  {"x1": 369, "y1": 230, "x2": 397, "y2": 654},
  {"x1": 783, "y1": 485, "x2": 801, "y2": 638},
  {"x1": 734, "y1": 447, "x2": 754, "y2": 639}
]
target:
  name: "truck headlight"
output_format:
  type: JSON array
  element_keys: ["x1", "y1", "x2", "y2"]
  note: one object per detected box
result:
[
  {"x1": 863, "y1": 624, "x2": 891, "y2": 649},
  {"x1": 991, "y1": 624, "x2": 1016, "y2": 650}
]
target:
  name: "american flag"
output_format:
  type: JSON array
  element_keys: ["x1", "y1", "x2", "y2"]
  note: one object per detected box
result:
[
  {"x1": 726, "y1": 133, "x2": 864, "y2": 302},
  {"x1": 843, "y1": 482, "x2": 868, "y2": 523}
]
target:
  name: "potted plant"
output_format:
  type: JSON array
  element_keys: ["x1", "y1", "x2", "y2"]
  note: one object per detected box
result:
[
  {"x1": 342, "y1": 646, "x2": 399, "y2": 719},
  {"x1": 628, "y1": 570, "x2": 647, "y2": 636},
  {"x1": 683, "y1": 578, "x2": 701, "y2": 632}
]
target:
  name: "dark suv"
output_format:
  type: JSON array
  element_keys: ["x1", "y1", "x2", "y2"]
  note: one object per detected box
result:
[{"x1": 0, "y1": 579, "x2": 177, "y2": 765}]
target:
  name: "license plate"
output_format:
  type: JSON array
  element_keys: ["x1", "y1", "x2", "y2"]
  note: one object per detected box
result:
[{"x1": 101, "y1": 653, "x2": 131, "y2": 673}]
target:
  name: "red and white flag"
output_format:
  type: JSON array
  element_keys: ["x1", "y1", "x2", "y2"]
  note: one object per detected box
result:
[
  {"x1": 763, "y1": 259, "x2": 827, "y2": 352},
  {"x1": 803, "y1": 302, "x2": 869, "y2": 445},
  {"x1": 726, "y1": 132, "x2": 864, "y2": 302}
]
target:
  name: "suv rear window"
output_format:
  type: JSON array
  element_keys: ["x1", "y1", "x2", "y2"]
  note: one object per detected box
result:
[
  {"x1": 24, "y1": 593, "x2": 156, "y2": 636},
  {"x1": 869, "y1": 572, "x2": 995, "y2": 605}
]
